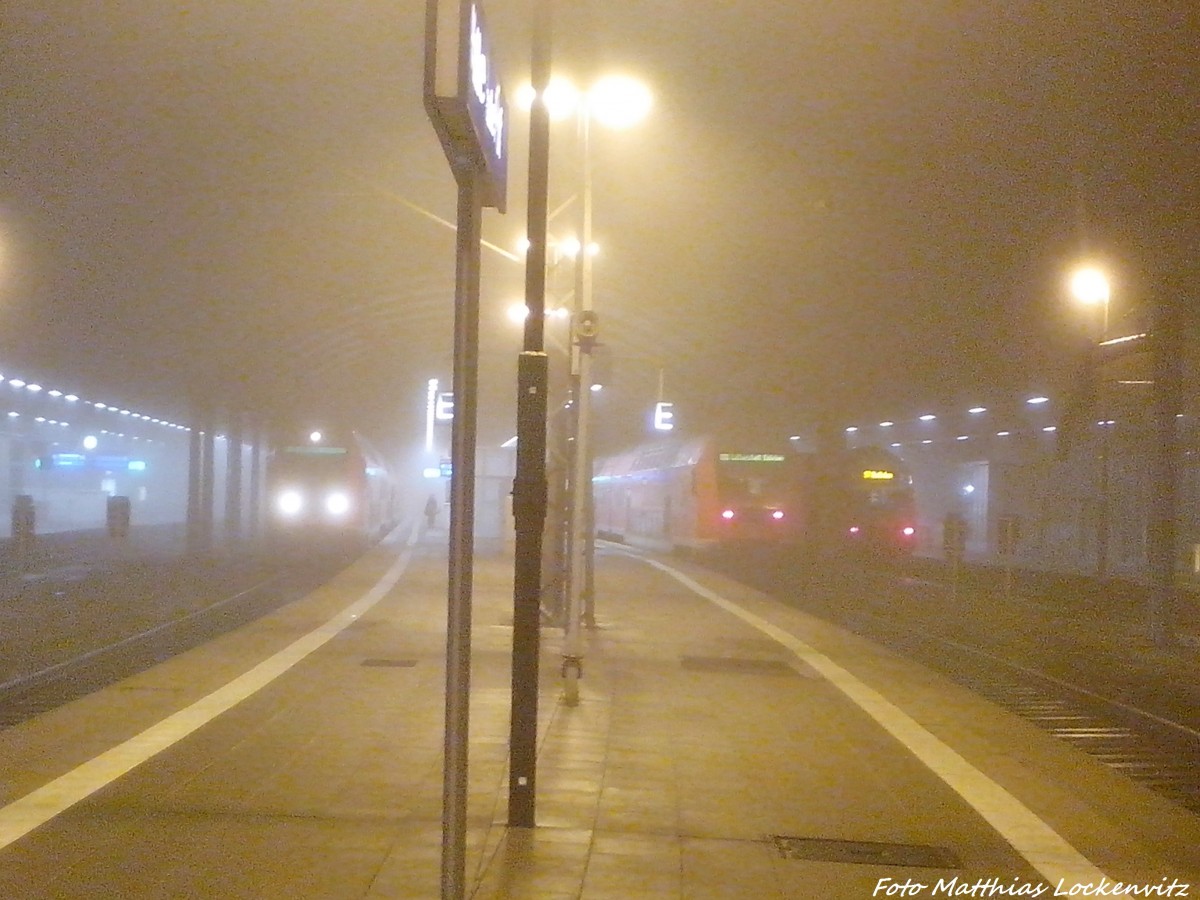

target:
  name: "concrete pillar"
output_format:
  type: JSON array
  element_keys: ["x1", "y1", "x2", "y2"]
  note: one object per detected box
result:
[
  {"x1": 201, "y1": 421, "x2": 216, "y2": 552},
  {"x1": 187, "y1": 425, "x2": 203, "y2": 551},
  {"x1": 224, "y1": 414, "x2": 243, "y2": 543},
  {"x1": 248, "y1": 421, "x2": 262, "y2": 541}
]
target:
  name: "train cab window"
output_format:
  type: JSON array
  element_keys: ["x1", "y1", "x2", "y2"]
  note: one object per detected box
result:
[{"x1": 715, "y1": 458, "x2": 793, "y2": 503}]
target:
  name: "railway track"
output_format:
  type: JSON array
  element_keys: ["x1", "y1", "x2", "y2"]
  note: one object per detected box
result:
[
  {"x1": 0, "y1": 542, "x2": 356, "y2": 728},
  {"x1": 724, "y1": 552, "x2": 1200, "y2": 815},
  {"x1": 838, "y1": 603, "x2": 1200, "y2": 812}
]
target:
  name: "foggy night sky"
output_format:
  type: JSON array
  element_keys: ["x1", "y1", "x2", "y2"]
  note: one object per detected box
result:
[{"x1": 0, "y1": 1, "x2": 1195, "y2": 454}]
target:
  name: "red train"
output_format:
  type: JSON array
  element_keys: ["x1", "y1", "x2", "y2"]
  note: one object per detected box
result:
[
  {"x1": 593, "y1": 438, "x2": 806, "y2": 552},
  {"x1": 592, "y1": 438, "x2": 916, "y2": 556},
  {"x1": 265, "y1": 429, "x2": 399, "y2": 546},
  {"x1": 829, "y1": 445, "x2": 919, "y2": 555}
]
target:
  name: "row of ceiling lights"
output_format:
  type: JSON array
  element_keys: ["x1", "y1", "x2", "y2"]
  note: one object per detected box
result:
[
  {"x1": 845, "y1": 397, "x2": 1058, "y2": 447},
  {"x1": 840, "y1": 396, "x2": 1052, "y2": 435},
  {"x1": 831, "y1": 393, "x2": 1188, "y2": 452},
  {"x1": 0, "y1": 371, "x2": 190, "y2": 434}
]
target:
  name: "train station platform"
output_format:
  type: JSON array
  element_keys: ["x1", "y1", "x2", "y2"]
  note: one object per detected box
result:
[{"x1": 0, "y1": 524, "x2": 1197, "y2": 898}]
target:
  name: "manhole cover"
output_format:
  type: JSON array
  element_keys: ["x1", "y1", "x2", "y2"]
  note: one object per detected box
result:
[
  {"x1": 361, "y1": 659, "x2": 418, "y2": 668},
  {"x1": 769, "y1": 836, "x2": 959, "y2": 869},
  {"x1": 681, "y1": 656, "x2": 796, "y2": 675}
]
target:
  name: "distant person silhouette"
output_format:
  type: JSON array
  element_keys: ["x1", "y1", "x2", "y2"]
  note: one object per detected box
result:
[{"x1": 424, "y1": 495, "x2": 439, "y2": 530}]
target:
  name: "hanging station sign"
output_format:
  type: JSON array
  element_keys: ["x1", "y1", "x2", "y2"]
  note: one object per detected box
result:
[{"x1": 424, "y1": 0, "x2": 508, "y2": 211}]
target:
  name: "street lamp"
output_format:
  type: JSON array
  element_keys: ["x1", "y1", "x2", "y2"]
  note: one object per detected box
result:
[
  {"x1": 563, "y1": 74, "x2": 651, "y2": 705},
  {"x1": 1068, "y1": 264, "x2": 1116, "y2": 579},
  {"x1": 1069, "y1": 264, "x2": 1111, "y2": 339}
]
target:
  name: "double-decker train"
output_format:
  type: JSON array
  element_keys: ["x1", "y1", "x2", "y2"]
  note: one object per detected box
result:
[
  {"x1": 593, "y1": 437, "x2": 916, "y2": 556},
  {"x1": 593, "y1": 438, "x2": 806, "y2": 552},
  {"x1": 265, "y1": 429, "x2": 399, "y2": 547}
]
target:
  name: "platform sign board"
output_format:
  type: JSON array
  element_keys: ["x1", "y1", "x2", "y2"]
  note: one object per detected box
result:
[
  {"x1": 424, "y1": 0, "x2": 508, "y2": 211},
  {"x1": 653, "y1": 401, "x2": 675, "y2": 432}
]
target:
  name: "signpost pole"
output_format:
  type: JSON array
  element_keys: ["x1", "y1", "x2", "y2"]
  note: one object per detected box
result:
[
  {"x1": 423, "y1": 1, "x2": 508, "y2": 895},
  {"x1": 441, "y1": 167, "x2": 482, "y2": 900}
]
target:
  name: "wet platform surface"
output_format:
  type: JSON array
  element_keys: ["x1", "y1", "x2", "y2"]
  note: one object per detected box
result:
[{"x1": 0, "y1": 524, "x2": 1197, "y2": 898}]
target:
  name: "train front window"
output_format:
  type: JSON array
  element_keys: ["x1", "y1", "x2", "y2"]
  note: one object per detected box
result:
[
  {"x1": 863, "y1": 486, "x2": 914, "y2": 508},
  {"x1": 273, "y1": 446, "x2": 349, "y2": 475},
  {"x1": 715, "y1": 455, "x2": 792, "y2": 504}
]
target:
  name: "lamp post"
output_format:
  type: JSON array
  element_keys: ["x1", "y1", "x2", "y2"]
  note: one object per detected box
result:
[
  {"x1": 507, "y1": 0, "x2": 551, "y2": 831},
  {"x1": 1070, "y1": 264, "x2": 1113, "y2": 578},
  {"x1": 1069, "y1": 261, "x2": 1181, "y2": 646},
  {"x1": 1070, "y1": 265, "x2": 1112, "y2": 339},
  {"x1": 1148, "y1": 291, "x2": 1182, "y2": 648},
  {"x1": 562, "y1": 75, "x2": 651, "y2": 705}
]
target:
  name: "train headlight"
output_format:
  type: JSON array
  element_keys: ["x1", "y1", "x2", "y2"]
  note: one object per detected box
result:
[
  {"x1": 276, "y1": 490, "x2": 304, "y2": 517},
  {"x1": 721, "y1": 509, "x2": 735, "y2": 521},
  {"x1": 771, "y1": 509, "x2": 785, "y2": 520},
  {"x1": 324, "y1": 491, "x2": 351, "y2": 517},
  {"x1": 848, "y1": 525, "x2": 861, "y2": 535},
  {"x1": 902, "y1": 526, "x2": 916, "y2": 537}
]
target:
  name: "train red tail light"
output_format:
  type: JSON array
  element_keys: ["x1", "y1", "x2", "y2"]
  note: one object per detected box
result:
[
  {"x1": 771, "y1": 509, "x2": 785, "y2": 520},
  {"x1": 721, "y1": 509, "x2": 736, "y2": 520},
  {"x1": 848, "y1": 525, "x2": 861, "y2": 535},
  {"x1": 902, "y1": 526, "x2": 916, "y2": 537}
]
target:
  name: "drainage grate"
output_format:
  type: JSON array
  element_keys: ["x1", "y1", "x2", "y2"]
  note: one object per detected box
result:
[
  {"x1": 361, "y1": 659, "x2": 418, "y2": 668},
  {"x1": 769, "y1": 836, "x2": 960, "y2": 869},
  {"x1": 681, "y1": 656, "x2": 796, "y2": 675}
]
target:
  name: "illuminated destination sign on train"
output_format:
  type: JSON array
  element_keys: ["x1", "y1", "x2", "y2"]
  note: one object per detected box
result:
[
  {"x1": 862, "y1": 469, "x2": 896, "y2": 480},
  {"x1": 719, "y1": 453, "x2": 786, "y2": 462},
  {"x1": 284, "y1": 446, "x2": 349, "y2": 456}
]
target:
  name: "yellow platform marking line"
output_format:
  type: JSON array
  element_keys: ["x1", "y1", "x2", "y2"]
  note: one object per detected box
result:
[
  {"x1": 0, "y1": 526, "x2": 419, "y2": 852},
  {"x1": 645, "y1": 557, "x2": 1110, "y2": 889}
]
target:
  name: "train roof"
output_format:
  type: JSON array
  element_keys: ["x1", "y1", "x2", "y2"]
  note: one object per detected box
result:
[
  {"x1": 594, "y1": 437, "x2": 707, "y2": 477},
  {"x1": 269, "y1": 429, "x2": 390, "y2": 468}
]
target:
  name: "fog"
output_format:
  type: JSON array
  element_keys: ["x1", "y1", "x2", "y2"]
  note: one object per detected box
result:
[{"x1": 1, "y1": 1, "x2": 1194, "y2": 457}]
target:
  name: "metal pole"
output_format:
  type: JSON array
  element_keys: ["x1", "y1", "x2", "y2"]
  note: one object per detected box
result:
[
  {"x1": 508, "y1": 0, "x2": 551, "y2": 830},
  {"x1": 1097, "y1": 428, "x2": 1109, "y2": 580},
  {"x1": 564, "y1": 107, "x2": 593, "y2": 704},
  {"x1": 440, "y1": 168, "x2": 483, "y2": 900},
  {"x1": 1147, "y1": 293, "x2": 1181, "y2": 647}
]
